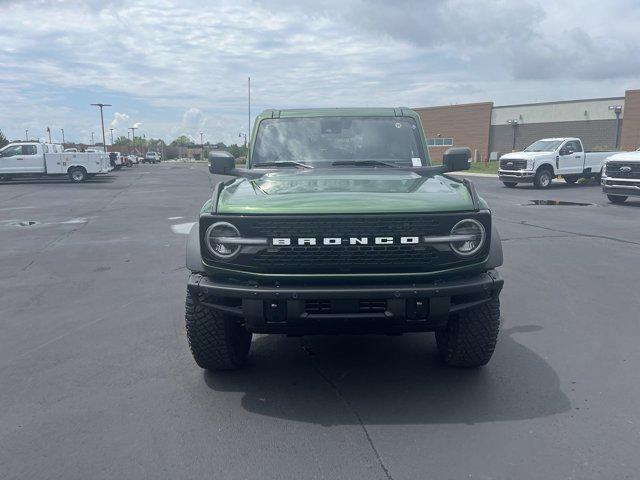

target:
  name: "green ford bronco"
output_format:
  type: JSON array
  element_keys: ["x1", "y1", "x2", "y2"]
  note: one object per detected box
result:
[{"x1": 185, "y1": 108, "x2": 503, "y2": 370}]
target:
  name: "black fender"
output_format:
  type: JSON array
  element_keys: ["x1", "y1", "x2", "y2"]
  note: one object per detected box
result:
[
  {"x1": 186, "y1": 223, "x2": 205, "y2": 273},
  {"x1": 486, "y1": 223, "x2": 503, "y2": 269}
]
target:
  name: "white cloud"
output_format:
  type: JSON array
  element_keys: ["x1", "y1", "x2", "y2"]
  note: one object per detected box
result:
[
  {"x1": 110, "y1": 112, "x2": 129, "y2": 129},
  {"x1": 0, "y1": 0, "x2": 638, "y2": 144}
]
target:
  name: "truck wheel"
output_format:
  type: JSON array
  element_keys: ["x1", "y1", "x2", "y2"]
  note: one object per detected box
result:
[
  {"x1": 533, "y1": 168, "x2": 553, "y2": 189},
  {"x1": 185, "y1": 290, "x2": 252, "y2": 370},
  {"x1": 563, "y1": 175, "x2": 579, "y2": 184},
  {"x1": 607, "y1": 195, "x2": 627, "y2": 204},
  {"x1": 435, "y1": 297, "x2": 500, "y2": 367},
  {"x1": 68, "y1": 167, "x2": 87, "y2": 183},
  {"x1": 502, "y1": 182, "x2": 517, "y2": 188}
]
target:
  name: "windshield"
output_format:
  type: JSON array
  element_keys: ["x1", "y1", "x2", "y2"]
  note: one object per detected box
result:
[
  {"x1": 251, "y1": 116, "x2": 427, "y2": 167},
  {"x1": 524, "y1": 140, "x2": 563, "y2": 152}
]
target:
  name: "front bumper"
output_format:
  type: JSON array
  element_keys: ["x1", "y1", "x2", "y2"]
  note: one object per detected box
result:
[
  {"x1": 187, "y1": 270, "x2": 503, "y2": 334},
  {"x1": 602, "y1": 177, "x2": 640, "y2": 197},
  {"x1": 499, "y1": 170, "x2": 535, "y2": 183}
]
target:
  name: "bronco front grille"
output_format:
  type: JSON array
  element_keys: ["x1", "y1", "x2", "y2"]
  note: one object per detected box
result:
[
  {"x1": 254, "y1": 244, "x2": 438, "y2": 272},
  {"x1": 247, "y1": 216, "x2": 441, "y2": 238},
  {"x1": 201, "y1": 213, "x2": 491, "y2": 275},
  {"x1": 500, "y1": 159, "x2": 527, "y2": 170},
  {"x1": 606, "y1": 163, "x2": 640, "y2": 178}
]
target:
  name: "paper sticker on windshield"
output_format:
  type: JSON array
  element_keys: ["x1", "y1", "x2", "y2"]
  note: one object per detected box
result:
[
  {"x1": 411, "y1": 158, "x2": 422, "y2": 167},
  {"x1": 395, "y1": 122, "x2": 402, "y2": 129}
]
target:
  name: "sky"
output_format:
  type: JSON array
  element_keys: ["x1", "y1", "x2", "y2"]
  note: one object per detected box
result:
[{"x1": 1, "y1": 0, "x2": 639, "y2": 145}]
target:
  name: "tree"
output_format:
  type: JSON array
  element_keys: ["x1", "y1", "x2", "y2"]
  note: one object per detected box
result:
[
  {"x1": 170, "y1": 135, "x2": 193, "y2": 147},
  {"x1": 0, "y1": 129, "x2": 8, "y2": 148},
  {"x1": 227, "y1": 143, "x2": 247, "y2": 158},
  {"x1": 114, "y1": 136, "x2": 131, "y2": 146}
]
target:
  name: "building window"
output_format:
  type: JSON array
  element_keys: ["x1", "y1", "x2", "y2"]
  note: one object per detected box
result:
[{"x1": 427, "y1": 137, "x2": 453, "y2": 147}]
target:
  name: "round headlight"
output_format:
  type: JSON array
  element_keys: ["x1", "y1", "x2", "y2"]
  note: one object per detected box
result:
[
  {"x1": 449, "y1": 219, "x2": 485, "y2": 257},
  {"x1": 205, "y1": 222, "x2": 241, "y2": 259}
]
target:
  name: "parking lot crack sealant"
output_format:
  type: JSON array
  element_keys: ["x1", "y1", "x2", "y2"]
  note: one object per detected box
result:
[
  {"x1": 299, "y1": 338, "x2": 395, "y2": 480},
  {"x1": 499, "y1": 218, "x2": 640, "y2": 247}
]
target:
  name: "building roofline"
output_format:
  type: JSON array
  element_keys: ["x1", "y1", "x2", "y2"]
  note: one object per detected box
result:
[
  {"x1": 493, "y1": 96, "x2": 625, "y2": 109},
  {"x1": 413, "y1": 102, "x2": 493, "y2": 111}
]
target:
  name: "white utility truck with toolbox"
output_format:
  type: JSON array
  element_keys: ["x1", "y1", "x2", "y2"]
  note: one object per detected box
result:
[
  {"x1": 0, "y1": 142, "x2": 112, "y2": 183},
  {"x1": 498, "y1": 138, "x2": 618, "y2": 189}
]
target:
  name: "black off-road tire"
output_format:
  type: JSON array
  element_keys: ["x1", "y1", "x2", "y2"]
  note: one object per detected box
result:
[
  {"x1": 563, "y1": 175, "x2": 579, "y2": 184},
  {"x1": 185, "y1": 290, "x2": 252, "y2": 370},
  {"x1": 68, "y1": 167, "x2": 87, "y2": 183},
  {"x1": 533, "y1": 168, "x2": 553, "y2": 189},
  {"x1": 435, "y1": 297, "x2": 500, "y2": 367},
  {"x1": 607, "y1": 194, "x2": 627, "y2": 204}
]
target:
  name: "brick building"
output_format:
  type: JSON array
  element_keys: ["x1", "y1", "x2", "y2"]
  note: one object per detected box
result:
[{"x1": 414, "y1": 89, "x2": 640, "y2": 162}]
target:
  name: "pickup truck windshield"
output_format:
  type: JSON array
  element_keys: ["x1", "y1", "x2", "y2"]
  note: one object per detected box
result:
[
  {"x1": 524, "y1": 140, "x2": 563, "y2": 152},
  {"x1": 252, "y1": 116, "x2": 426, "y2": 167}
]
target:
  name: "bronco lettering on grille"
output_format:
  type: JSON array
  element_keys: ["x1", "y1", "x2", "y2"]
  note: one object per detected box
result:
[{"x1": 272, "y1": 237, "x2": 422, "y2": 246}]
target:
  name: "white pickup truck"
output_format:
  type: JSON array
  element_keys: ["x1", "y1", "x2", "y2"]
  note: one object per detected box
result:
[
  {"x1": 498, "y1": 138, "x2": 618, "y2": 189},
  {"x1": 602, "y1": 149, "x2": 640, "y2": 203},
  {"x1": 0, "y1": 142, "x2": 112, "y2": 183}
]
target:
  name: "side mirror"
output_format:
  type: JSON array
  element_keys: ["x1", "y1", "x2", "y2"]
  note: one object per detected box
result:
[
  {"x1": 208, "y1": 151, "x2": 236, "y2": 175},
  {"x1": 442, "y1": 147, "x2": 471, "y2": 172}
]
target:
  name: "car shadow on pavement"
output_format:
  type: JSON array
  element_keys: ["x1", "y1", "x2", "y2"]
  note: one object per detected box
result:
[{"x1": 204, "y1": 324, "x2": 571, "y2": 426}]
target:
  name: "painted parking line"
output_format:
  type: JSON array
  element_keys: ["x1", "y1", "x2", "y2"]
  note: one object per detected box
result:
[{"x1": 170, "y1": 222, "x2": 196, "y2": 235}]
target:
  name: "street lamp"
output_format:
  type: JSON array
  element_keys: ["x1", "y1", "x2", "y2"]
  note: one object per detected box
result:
[
  {"x1": 61, "y1": 128, "x2": 65, "y2": 145},
  {"x1": 609, "y1": 105, "x2": 623, "y2": 149},
  {"x1": 507, "y1": 119, "x2": 519, "y2": 151},
  {"x1": 46, "y1": 127, "x2": 52, "y2": 143},
  {"x1": 91, "y1": 131, "x2": 95, "y2": 146},
  {"x1": 91, "y1": 103, "x2": 112, "y2": 152},
  {"x1": 200, "y1": 132, "x2": 204, "y2": 161},
  {"x1": 239, "y1": 132, "x2": 247, "y2": 149},
  {"x1": 129, "y1": 127, "x2": 137, "y2": 154},
  {"x1": 25, "y1": 129, "x2": 28, "y2": 141}
]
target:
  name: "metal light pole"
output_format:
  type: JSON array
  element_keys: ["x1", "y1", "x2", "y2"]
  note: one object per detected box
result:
[
  {"x1": 61, "y1": 128, "x2": 65, "y2": 145},
  {"x1": 91, "y1": 103, "x2": 112, "y2": 152},
  {"x1": 507, "y1": 119, "x2": 519, "y2": 151},
  {"x1": 248, "y1": 77, "x2": 251, "y2": 148},
  {"x1": 609, "y1": 105, "x2": 623, "y2": 149},
  {"x1": 91, "y1": 132, "x2": 95, "y2": 146},
  {"x1": 129, "y1": 127, "x2": 137, "y2": 154},
  {"x1": 46, "y1": 127, "x2": 52, "y2": 143},
  {"x1": 109, "y1": 128, "x2": 115, "y2": 146},
  {"x1": 25, "y1": 129, "x2": 28, "y2": 141},
  {"x1": 200, "y1": 132, "x2": 204, "y2": 161}
]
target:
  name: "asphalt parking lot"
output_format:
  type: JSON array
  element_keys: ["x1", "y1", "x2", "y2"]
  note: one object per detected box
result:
[{"x1": 1, "y1": 164, "x2": 639, "y2": 480}]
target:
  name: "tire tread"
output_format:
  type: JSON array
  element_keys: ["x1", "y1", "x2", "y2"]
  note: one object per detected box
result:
[
  {"x1": 436, "y1": 297, "x2": 500, "y2": 367},
  {"x1": 185, "y1": 290, "x2": 251, "y2": 370}
]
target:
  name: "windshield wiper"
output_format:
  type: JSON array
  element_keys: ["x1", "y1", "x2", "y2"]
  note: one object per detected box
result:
[
  {"x1": 331, "y1": 160, "x2": 398, "y2": 168},
  {"x1": 253, "y1": 161, "x2": 313, "y2": 169}
]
